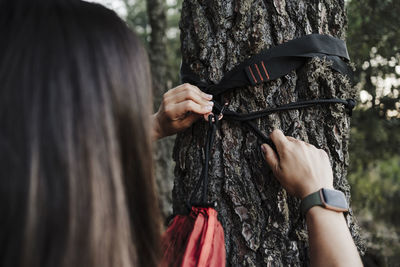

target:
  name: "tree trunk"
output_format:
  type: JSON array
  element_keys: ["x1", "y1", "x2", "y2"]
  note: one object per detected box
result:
[
  {"x1": 173, "y1": 0, "x2": 364, "y2": 265},
  {"x1": 146, "y1": 0, "x2": 174, "y2": 218}
]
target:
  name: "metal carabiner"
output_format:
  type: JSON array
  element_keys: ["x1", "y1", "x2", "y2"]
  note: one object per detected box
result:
[{"x1": 217, "y1": 102, "x2": 229, "y2": 121}]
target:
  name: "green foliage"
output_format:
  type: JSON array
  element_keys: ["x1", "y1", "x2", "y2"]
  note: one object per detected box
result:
[
  {"x1": 123, "y1": 0, "x2": 182, "y2": 87},
  {"x1": 123, "y1": 0, "x2": 149, "y2": 44},
  {"x1": 350, "y1": 108, "x2": 400, "y2": 164},
  {"x1": 164, "y1": 0, "x2": 183, "y2": 88},
  {"x1": 347, "y1": 0, "x2": 400, "y2": 159},
  {"x1": 347, "y1": 0, "x2": 400, "y2": 264},
  {"x1": 349, "y1": 156, "x2": 400, "y2": 264},
  {"x1": 347, "y1": 0, "x2": 400, "y2": 101},
  {"x1": 349, "y1": 156, "x2": 400, "y2": 223},
  {"x1": 347, "y1": 0, "x2": 400, "y2": 219}
]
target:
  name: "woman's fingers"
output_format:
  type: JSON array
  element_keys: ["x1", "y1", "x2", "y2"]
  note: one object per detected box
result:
[
  {"x1": 286, "y1": 136, "x2": 298, "y2": 142},
  {"x1": 171, "y1": 100, "x2": 213, "y2": 119},
  {"x1": 269, "y1": 129, "x2": 290, "y2": 155},
  {"x1": 163, "y1": 83, "x2": 214, "y2": 117},
  {"x1": 261, "y1": 144, "x2": 281, "y2": 176},
  {"x1": 170, "y1": 89, "x2": 214, "y2": 108},
  {"x1": 164, "y1": 83, "x2": 212, "y2": 101}
]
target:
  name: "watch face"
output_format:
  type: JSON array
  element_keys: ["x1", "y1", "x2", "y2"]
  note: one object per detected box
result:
[{"x1": 321, "y1": 188, "x2": 349, "y2": 212}]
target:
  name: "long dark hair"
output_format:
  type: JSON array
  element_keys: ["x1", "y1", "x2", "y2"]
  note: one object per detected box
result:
[{"x1": 0, "y1": 1, "x2": 160, "y2": 267}]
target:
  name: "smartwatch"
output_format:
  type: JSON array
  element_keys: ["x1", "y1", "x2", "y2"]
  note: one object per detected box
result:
[{"x1": 300, "y1": 188, "x2": 349, "y2": 216}]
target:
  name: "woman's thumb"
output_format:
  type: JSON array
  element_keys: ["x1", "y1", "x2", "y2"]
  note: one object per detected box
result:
[{"x1": 261, "y1": 144, "x2": 280, "y2": 174}]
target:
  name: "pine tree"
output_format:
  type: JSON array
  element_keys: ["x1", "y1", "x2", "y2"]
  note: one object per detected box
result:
[{"x1": 173, "y1": 0, "x2": 364, "y2": 265}]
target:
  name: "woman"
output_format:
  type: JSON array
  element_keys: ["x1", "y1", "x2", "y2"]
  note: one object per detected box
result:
[
  {"x1": 1, "y1": 1, "x2": 161, "y2": 266},
  {"x1": 0, "y1": 1, "x2": 215, "y2": 266},
  {"x1": 0, "y1": 1, "x2": 362, "y2": 267}
]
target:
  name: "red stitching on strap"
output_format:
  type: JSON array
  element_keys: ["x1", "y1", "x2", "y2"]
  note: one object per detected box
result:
[
  {"x1": 261, "y1": 61, "x2": 270, "y2": 80},
  {"x1": 248, "y1": 66, "x2": 257, "y2": 84},
  {"x1": 254, "y1": 64, "x2": 263, "y2": 82}
]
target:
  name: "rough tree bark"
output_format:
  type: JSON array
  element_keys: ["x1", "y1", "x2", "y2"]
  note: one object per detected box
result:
[
  {"x1": 173, "y1": 0, "x2": 364, "y2": 265},
  {"x1": 146, "y1": 0, "x2": 174, "y2": 217}
]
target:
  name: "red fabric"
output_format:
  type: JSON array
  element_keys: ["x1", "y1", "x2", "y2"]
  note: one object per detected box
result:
[{"x1": 161, "y1": 207, "x2": 226, "y2": 267}]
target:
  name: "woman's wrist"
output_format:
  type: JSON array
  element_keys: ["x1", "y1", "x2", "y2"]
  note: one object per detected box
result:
[
  {"x1": 151, "y1": 113, "x2": 163, "y2": 141},
  {"x1": 306, "y1": 205, "x2": 345, "y2": 224},
  {"x1": 300, "y1": 183, "x2": 334, "y2": 200}
]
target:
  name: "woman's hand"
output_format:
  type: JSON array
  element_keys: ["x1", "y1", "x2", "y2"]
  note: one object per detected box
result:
[
  {"x1": 261, "y1": 129, "x2": 334, "y2": 199},
  {"x1": 152, "y1": 83, "x2": 214, "y2": 140},
  {"x1": 261, "y1": 130, "x2": 362, "y2": 267}
]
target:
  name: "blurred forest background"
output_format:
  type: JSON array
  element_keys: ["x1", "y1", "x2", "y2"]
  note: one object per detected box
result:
[{"x1": 92, "y1": 0, "x2": 399, "y2": 265}]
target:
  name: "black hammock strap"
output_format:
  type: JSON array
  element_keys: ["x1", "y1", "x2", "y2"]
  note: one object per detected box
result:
[
  {"x1": 181, "y1": 34, "x2": 352, "y2": 96},
  {"x1": 183, "y1": 34, "x2": 356, "y2": 208}
]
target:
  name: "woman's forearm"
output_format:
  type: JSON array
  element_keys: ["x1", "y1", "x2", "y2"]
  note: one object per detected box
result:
[{"x1": 306, "y1": 207, "x2": 363, "y2": 267}]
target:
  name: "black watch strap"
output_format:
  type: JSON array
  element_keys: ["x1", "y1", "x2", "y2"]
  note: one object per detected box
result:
[
  {"x1": 300, "y1": 190, "x2": 323, "y2": 216},
  {"x1": 301, "y1": 188, "x2": 349, "y2": 216}
]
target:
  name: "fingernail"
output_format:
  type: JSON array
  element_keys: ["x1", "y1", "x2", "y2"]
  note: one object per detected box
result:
[
  {"x1": 204, "y1": 94, "x2": 213, "y2": 100},
  {"x1": 208, "y1": 101, "x2": 214, "y2": 106},
  {"x1": 261, "y1": 144, "x2": 267, "y2": 154},
  {"x1": 205, "y1": 105, "x2": 213, "y2": 111}
]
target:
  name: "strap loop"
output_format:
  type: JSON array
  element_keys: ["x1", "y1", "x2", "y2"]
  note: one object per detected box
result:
[{"x1": 183, "y1": 34, "x2": 356, "y2": 209}]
